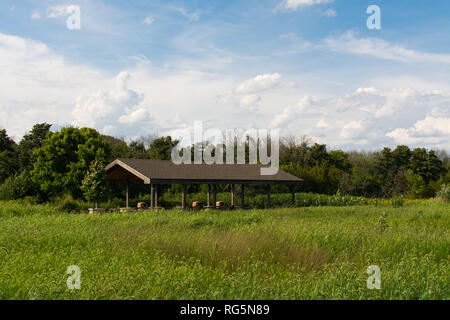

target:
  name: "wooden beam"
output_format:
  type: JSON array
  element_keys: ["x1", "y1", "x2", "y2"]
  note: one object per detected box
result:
[
  {"x1": 105, "y1": 159, "x2": 151, "y2": 184},
  {"x1": 126, "y1": 182, "x2": 129, "y2": 208},
  {"x1": 291, "y1": 186, "x2": 295, "y2": 206},
  {"x1": 241, "y1": 184, "x2": 245, "y2": 208},
  {"x1": 155, "y1": 184, "x2": 158, "y2": 208},
  {"x1": 150, "y1": 184, "x2": 154, "y2": 208},
  {"x1": 182, "y1": 184, "x2": 187, "y2": 210},
  {"x1": 207, "y1": 184, "x2": 211, "y2": 207},
  {"x1": 148, "y1": 178, "x2": 303, "y2": 186},
  {"x1": 231, "y1": 184, "x2": 235, "y2": 207},
  {"x1": 267, "y1": 184, "x2": 271, "y2": 208},
  {"x1": 213, "y1": 184, "x2": 217, "y2": 209}
]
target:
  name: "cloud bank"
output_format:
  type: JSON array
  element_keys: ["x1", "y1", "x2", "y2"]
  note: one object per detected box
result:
[
  {"x1": 1, "y1": 31, "x2": 449, "y2": 151},
  {"x1": 277, "y1": 0, "x2": 334, "y2": 11}
]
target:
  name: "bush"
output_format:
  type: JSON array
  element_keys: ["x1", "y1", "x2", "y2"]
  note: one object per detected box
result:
[
  {"x1": 23, "y1": 196, "x2": 41, "y2": 205},
  {"x1": 406, "y1": 171, "x2": 428, "y2": 199},
  {"x1": 0, "y1": 171, "x2": 37, "y2": 201},
  {"x1": 436, "y1": 184, "x2": 450, "y2": 203},
  {"x1": 54, "y1": 196, "x2": 85, "y2": 213},
  {"x1": 99, "y1": 198, "x2": 126, "y2": 210}
]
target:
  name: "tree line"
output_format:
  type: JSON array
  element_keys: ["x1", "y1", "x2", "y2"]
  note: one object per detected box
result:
[{"x1": 0, "y1": 124, "x2": 449, "y2": 203}]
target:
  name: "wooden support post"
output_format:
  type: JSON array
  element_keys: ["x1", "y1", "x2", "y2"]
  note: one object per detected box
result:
[
  {"x1": 267, "y1": 184, "x2": 271, "y2": 208},
  {"x1": 207, "y1": 184, "x2": 211, "y2": 207},
  {"x1": 231, "y1": 184, "x2": 235, "y2": 207},
  {"x1": 126, "y1": 182, "x2": 129, "y2": 208},
  {"x1": 213, "y1": 184, "x2": 217, "y2": 209},
  {"x1": 241, "y1": 184, "x2": 245, "y2": 208},
  {"x1": 150, "y1": 184, "x2": 154, "y2": 208},
  {"x1": 182, "y1": 185, "x2": 186, "y2": 210},
  {"x1": 154, "y1": 185, "x2": 158, "y2": 208},
  {"x1": 291, "y1": 186, "x2": 295, "y2": 206}
]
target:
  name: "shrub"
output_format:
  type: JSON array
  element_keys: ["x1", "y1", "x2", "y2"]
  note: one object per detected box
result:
[
  {"x1": 436, "y1": 184, "x2": 450, "y2": 203},
  {"x1": 54, "y1": 196, "x2": 84, "y2": 213},
  {"x1": 23, "y1": 196, "x2": 41, "y2": 205},
  {"x1": 0, "y1": 171, "x2": 37, "y2": 201},
  {"x1": 406, "y1": 170, "x2": 428, "y2": 199},
  {"x1": 99, "y1": 198, "x2": 125, "y2": 210}
]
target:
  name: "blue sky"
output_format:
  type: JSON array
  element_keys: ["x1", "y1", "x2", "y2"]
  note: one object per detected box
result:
[{"x1": 0, "y1": 0, "x2": 449, "y2": 151}]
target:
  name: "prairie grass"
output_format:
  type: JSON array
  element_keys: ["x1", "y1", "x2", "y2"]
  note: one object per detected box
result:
[{"x1": 0, "y1": 201, "x2": 448, "y2": 300}]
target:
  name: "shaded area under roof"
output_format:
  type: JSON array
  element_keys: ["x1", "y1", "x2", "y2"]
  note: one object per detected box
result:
[{"x1": 105, "y1": 158, "x2": 303, "y2": 185}]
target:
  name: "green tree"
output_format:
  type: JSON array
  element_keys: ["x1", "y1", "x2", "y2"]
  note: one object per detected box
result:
[
  {"x1": 0, "y1": 171, "x2": 38, "y2": 201},
  {"x1": 406, "y1": 170, "x2": 428, "y2": 198},
  {"x1": 391, "y1": 170, "x2": 409, "y2": 196},
  {"x1": 0, "y1": 129, "x2": 18, "y2": 183},
  {"x1": 329, "y1": 150, "x2": 351, "y2": 172},
  {"x1": 102, "y1": 135, "x2": 131, "y2": 159},
  {"x1": 149, "y1": 136, "x2": 179, "y2": 160},
  {"x1": 81, "y1": 159, "x2": 109, "y2": 208},
  {"x1": 280, "y1": 136, "x2": 310, "y2": 166},
  {"x1": 348, "y1": 153, "x2": 381, "y2": 197},
  {"x1": 375, "y1": 147, "x2": 394, "y2": 177},
  {"x1": 32, "y1": 127, "x2": 111, "y2": 198},
  {"x1": 409, "y1": 148, "x2": 445, "y2": 185},
  {"x1": 18, "y1": 123, "x2": 52, "y2": 172},
  {"x1": 0, "y1": 129, "x2": 16, "y2": 152},
  {"x1": 391, "y1": 145, "x2": 411, "y2": 170},
  {"x1": 305, "y1": 143, "x2": 329, "y2": 167},
  {"x1": 129, "y1": 140, "x2": 148, "y2": 159}
]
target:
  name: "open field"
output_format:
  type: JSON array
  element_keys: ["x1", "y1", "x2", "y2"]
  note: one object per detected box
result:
[{"x1": 0, "y1": 201, "x2": 448, "y2": 300}]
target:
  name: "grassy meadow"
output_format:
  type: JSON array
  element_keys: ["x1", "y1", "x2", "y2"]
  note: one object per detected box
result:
[{"x1": 0, "y1": 200, "x2": 448, "y2": 300}]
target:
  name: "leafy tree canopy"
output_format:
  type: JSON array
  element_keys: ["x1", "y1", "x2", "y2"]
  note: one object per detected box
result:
[
  {"x1": 81, "y1": 159, "x2": 109, "y2": 207},
  {"x1": 18, "y1": 123, "x2": 52, "y2": 172},
  {"x1": 0, "y1": 129, "x2": 18, "y2": 183},
  {"x1": 0, "y1": 129, "x2": 17, "y2": 152},
  {"x1": 149, "y1": 136, "x2": 179, "y2": 160},
  {"x1": 32, "y1": 127, "x2": 111, "y2": 198}
]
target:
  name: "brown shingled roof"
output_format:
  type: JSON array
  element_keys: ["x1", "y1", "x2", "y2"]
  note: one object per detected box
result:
[{"x1": 105, "y1": 158, "x2": 303, "y2": 185}]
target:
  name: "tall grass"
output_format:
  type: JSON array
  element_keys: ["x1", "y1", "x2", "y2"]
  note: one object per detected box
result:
[{"x1": 0, "y1": 202, "x2": 448, "y2": 299}]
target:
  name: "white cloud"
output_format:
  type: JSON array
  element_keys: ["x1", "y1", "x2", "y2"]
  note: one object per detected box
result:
[
  {"x1": 235, "y1": 73, "x2": 282, "y2": 94},
  {"x1": 143, "y1": 16, "x2": 154, "y2": 25},
  {"x1": 277, "y1": 0, "x2": 334, "y2": 11},
  {"x1": 72, "y1": 72, "x2": 149, "y2": 131},
  {"x1": 270, "y1": 96, "x2": 317, "y2": 128},
  {"x1": 0, "y1": 32, "x2": 239, "y2": 140},
  {"x1": 270, "y1": 87, "x2": 450, "y2": 150},
  {"x1": 239, "y1": 94, "x2": 261, "y2": 108},
  {"x1": 316, "y1": 119, "x2": 329, "y2": 128},
  {"x1": 340, "y1": 120, "x2": 366, "y2": 140},
  {"x1": 387, "y1": 117, "x2": 450, "y2": 147},
  {"x1": 356, "y1": 87, "x2": 377, "y2": 94},
  {"x1": 217, "y1": 73, "x2": 285, "y2": 112},
  {"x1": 0, "y1": 32, "x2": 105, "y2": 140},
  {"x1": 1, "y1": 31, "x2": 449, "y2": 152},
  {"x1": 322, "y1": 9, "x2": 337, "y2": 17},
  {"x1": 31, "y1": 11, "x2": 41, "y2": 20},
  {"x1": 323, "y1": 31, "x2": 450, "y2": 64},
  {"x1": 171, "y1": 6, "x2": 201, "y2": 22},
  {"x1": 47, "y1": 5, "x2": 70, "y2": 18},
  {"x1": 119, "y1": 107, "x2": 153, "y2": 124}
]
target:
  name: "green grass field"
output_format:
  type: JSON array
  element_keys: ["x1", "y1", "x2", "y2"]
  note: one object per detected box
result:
[{"x1": 0, "y1": 201, "x2": 448, "y2": 300}]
